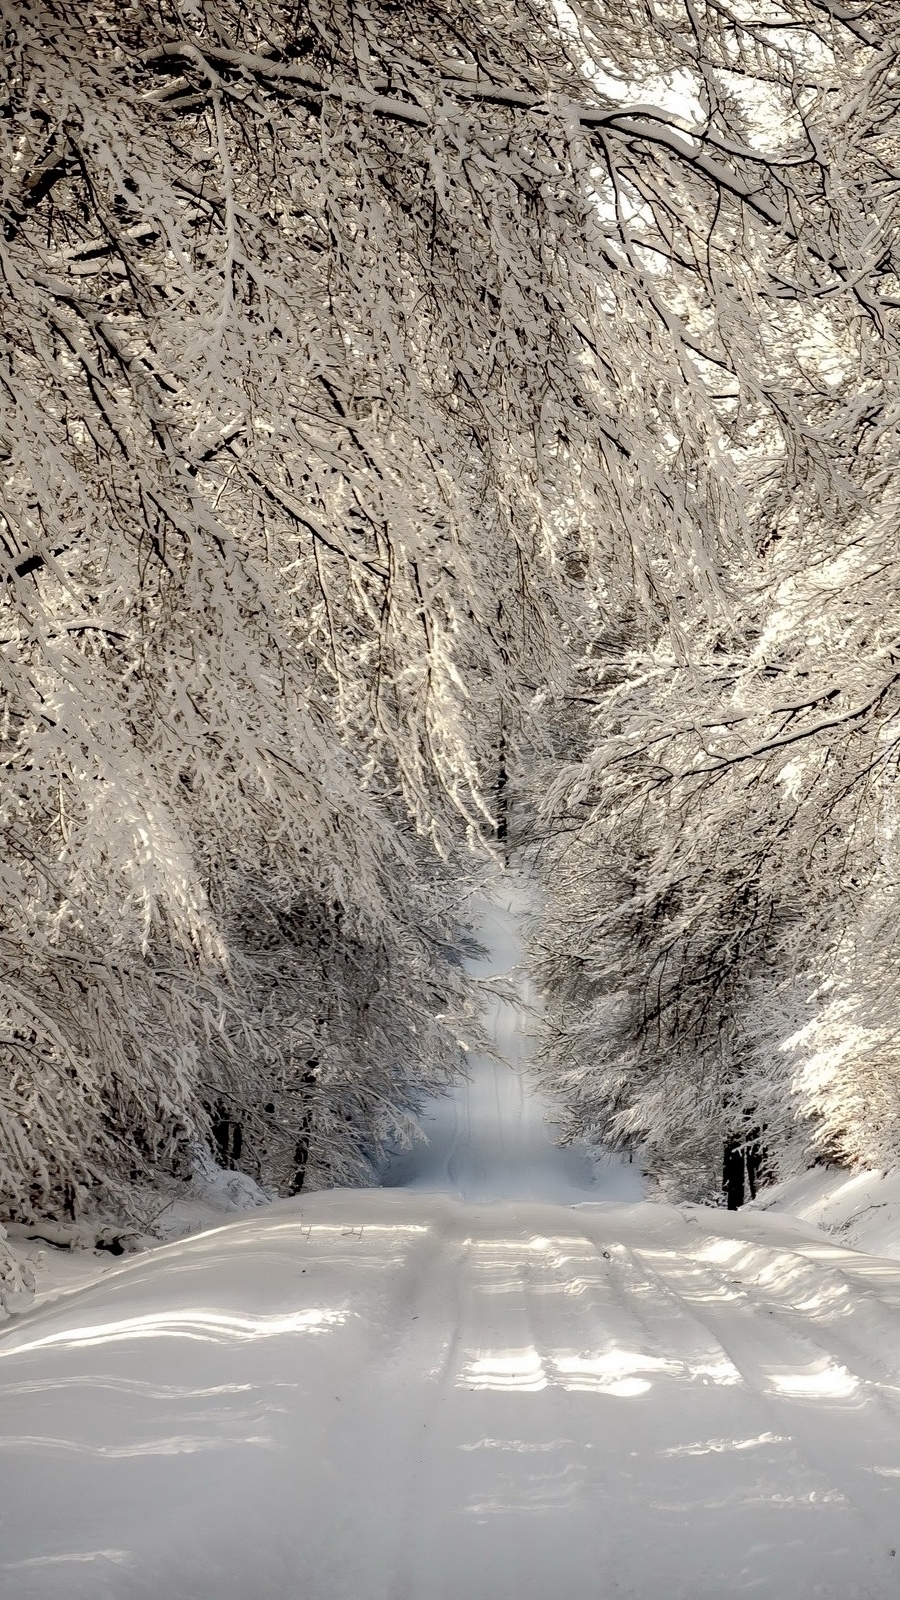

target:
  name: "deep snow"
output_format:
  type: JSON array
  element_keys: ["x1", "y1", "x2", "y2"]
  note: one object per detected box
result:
[
  {"x1": 3, "y1": 883, "x2": 900, "y2": 1598},
  {"x1": 751, "y1": 1164, "x2": 900, "y2": 1262}
]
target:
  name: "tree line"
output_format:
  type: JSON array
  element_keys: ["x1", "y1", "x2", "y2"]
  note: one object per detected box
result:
[{"x1": 0, "y1": 0, "x2": 896, "y2": 1292}]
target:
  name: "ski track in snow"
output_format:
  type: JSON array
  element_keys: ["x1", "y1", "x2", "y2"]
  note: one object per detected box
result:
[{"x1": 2, "y1": 886, "x2": 900, "y2": 1596}]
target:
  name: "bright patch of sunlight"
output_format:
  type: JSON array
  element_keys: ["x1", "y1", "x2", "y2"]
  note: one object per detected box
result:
[
  {"x1": 1, "y1": 1306, "x2": 349, "y2": 1356},
  {"x1": 692, "y1": 1359, "x2": 742, "y2": 1386},
  {"x1": 460, "y1": 1344, "x2": 691, "y2": 1397},
  {"x1": 462, "y1": 1349, "x2": 548, "y2": 1392},
  {"x1": 769, "y1": 1364, "x2": 858, "y2": 1400},
  {"x1": 553, "y1": 1349, "x2": 678, "y2": 1397},
  {"x1": 694, "y1": 1239, "x2": 750, "y2": 1268}
]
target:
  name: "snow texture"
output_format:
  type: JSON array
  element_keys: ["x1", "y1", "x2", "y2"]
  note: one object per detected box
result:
[
  {"x1": 2, "y1": 884, "x2": 900, "y2": 1598},
  {"x1": 752, "y1": 1166, "x2": 900, "y2": 1264}
]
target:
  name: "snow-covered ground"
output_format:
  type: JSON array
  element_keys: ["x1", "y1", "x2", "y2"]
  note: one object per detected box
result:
[
  {"x1": 3, "y1": 884, "x2": 900, "y2": 1597},
  {"x1": 381, "y1": 885, "x2": 644, "y2": 1206},
  {"x1": 3, "y1": 1148, "x2": 276, "y2": 1319},
  {"x1": 751, "y1": 1165, "x2": 900, "y2": 1262}
]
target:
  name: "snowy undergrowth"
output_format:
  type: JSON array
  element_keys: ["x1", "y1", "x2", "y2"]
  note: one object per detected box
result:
[
  {"x1": 750, "y1": 1165, "x2": 900, "y2": 1262},
  {"x1": 0, "y1": 1153, "x2": 273, "y2": 1321}
]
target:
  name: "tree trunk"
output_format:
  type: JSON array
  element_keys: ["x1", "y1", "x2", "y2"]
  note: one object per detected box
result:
[{"x1": 723, "y1": 1136, "x2": 745, "y2": 1211}]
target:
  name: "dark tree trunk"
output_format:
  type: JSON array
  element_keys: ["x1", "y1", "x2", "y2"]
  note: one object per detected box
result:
[
  {"x1": 210, "y1": 1105, "x2": 243, "y2": 1169},
  {"x1": 290, "y1": 1062, "x2": 319, "y2": 1194},
  {"x1": 497, "y1": 720, "x2": 509, "y2": 865},
  {"x1": 723, "y1": 1136, "x2": 745, "y2": 1210},
  {"x1": 745, "y1": 1127, "x2": 764, "y2": 1199}
]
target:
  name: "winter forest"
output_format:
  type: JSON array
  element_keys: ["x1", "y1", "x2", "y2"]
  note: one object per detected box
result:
[{"x1": 2, "y1": 0, "x2": 899, "y2": 1293}]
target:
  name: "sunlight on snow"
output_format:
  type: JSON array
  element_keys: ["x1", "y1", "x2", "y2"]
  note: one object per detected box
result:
[
  {"x1": 768, "y1": 1364, "x2": 859, "y2": 1401},
  {"x1": 0, "y1": 1431, "x2": 273, "y2": 1458},
  {"x1": 0, "y1": 1306, "x2": 349, "y2": 1355},
  {"x1": 461, "y1": 1345, "x2": 685, "y2": 1397},
  {"x1": 457, "y1": 1231, "x2": 748, "y2": 1396},
  {"x1": 689, "y1": 1360, "x2": 742, "y2": 1386},
  {"x1": 463, "y1": 1349, "x2": 548, "y2": 1393},
  {"x1": 0, "y1": 1376, "x2": 257, "y2": 1399},
  {"x1": 459, "y1": 1438, "x2": 574, "y2": 1453},
  {"x1": 552, "y1": 1350, "x2": 678, "y2": 1397},
  {"x1": 6, "y1": 886, "x2": 896, "y2": 1596}
]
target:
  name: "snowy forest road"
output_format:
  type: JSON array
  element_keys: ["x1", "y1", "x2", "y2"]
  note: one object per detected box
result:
[{"x1": 3, "y1": 892, "x2": 900, "y2": 1598}]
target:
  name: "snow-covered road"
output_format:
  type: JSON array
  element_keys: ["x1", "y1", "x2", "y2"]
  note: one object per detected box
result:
[{"x1": 3, "y1": 889, "x2": 900, "y2": 1598}]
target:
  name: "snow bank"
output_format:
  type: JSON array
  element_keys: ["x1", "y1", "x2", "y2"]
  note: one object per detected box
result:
[
  {"x1": 750, "y1": 1165, "x2": 900, "y2": 1260},
  {"x1": 2, "y1": 1157, "x2": 273, "y2": 1322}
]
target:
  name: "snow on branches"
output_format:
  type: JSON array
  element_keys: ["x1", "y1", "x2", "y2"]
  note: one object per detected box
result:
[
  {"x1": 0, "y1": 0, "x2": 898, "y2": 1254},
  {"x1": 524, "y1": 1, "x2": 900, "y2": 1196}
]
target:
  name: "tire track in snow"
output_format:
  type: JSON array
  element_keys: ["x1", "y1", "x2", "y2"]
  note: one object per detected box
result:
[
  {"x1": 684, "y1": 1230, "x2": 900, "y2": 1402},
  {"x1": 632, "y1": 1241, "x2": 900, "y2": 1565},
  {"x1": 6, "y1": 879, "x2": 900, "y2": 1598}
]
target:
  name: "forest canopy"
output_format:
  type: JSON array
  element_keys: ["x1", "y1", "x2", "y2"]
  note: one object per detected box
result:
[{"x1": 0, "y1": 0, "x2": 898, "y2": 1288}]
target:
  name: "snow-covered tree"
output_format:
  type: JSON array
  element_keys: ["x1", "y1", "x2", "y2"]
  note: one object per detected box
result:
[
  {"x1": 534, "y1": 509, "x2": 900, "y2": 1197},
  {"x1": 525, "y1": 2, "x2": 900, "y2": 1197},
  {"x1": 1, "y1": 0, "x2": 898, "y2": 1281}
]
